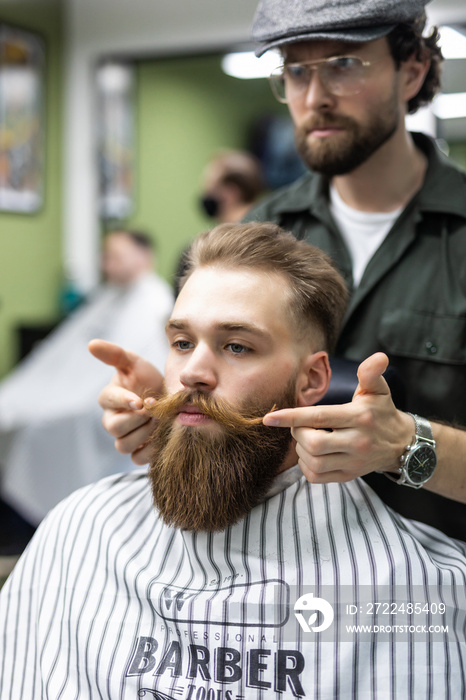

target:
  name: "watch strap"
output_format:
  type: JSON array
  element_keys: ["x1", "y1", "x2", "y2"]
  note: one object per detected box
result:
[
  {"x1": 407, "y1": 412, "x2": 434, "y2": 442},
  {"x1": 380, "y1": 413, "x2": 436, "y2": 488}
]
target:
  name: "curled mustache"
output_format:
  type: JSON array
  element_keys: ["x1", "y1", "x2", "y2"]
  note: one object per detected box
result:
[{"x1": 146, "y1": 389, "x2": 276, "y2": 431}]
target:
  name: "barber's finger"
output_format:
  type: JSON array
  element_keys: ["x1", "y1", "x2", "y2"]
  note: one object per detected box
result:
[
  {"x1": 102, "y1": 407, "x2": 151, "y2": 438},
  {"x1": 131, "y1": 442, "x2": 153, "y2": 466},
  {"x1": 353, "y1": 352, "x2": 390, "y2": 399},
  {"x1": 291, "y1": 424, "x2": 361, "y2": 457},
  {"x1": 299, "y1": 464, "x2": 357, "y2": 484},
  {"x1": 88, "y1": 339, "x2": 138, "y2": 374},
  {"x1": 98, "y1": 385, "x2": 144, "y2": 411},
  {"x1": 114, "y1": 419, "x2": 155, "y2": 454},
  {"x1": 296, "y1": 444, "x2": 369, "y2": 481},
  {"x1": 91, "y1": 339, "x2": 163, "y2": 397},
  {"x1": 263, "y1": 404, "x2": 353, "y2": 430},
  {"x1": 295, "y1": 436, "x2": 365, "y2": 469}
]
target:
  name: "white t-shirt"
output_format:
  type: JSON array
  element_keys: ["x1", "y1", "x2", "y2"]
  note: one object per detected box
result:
[
  {"x1": 1, "y1": 467, "x2": 465, "y2": 699},
  {"x1": 329, "y1": 185, "x2": 403, "y2": 286}
]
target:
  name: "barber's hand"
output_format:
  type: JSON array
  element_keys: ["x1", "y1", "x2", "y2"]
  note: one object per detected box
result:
[
  {"x1": 88, "y1": 339, "x2": 163, "y2": 465},
  {"x1": 263, "y1": 352, "x2": 414, "y2": 484}
]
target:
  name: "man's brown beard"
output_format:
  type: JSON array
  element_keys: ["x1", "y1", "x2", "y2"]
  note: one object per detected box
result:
[
  {"x1": 147, "y1": 386, "x2": 295, "y2": 532},
  {"x1": 295, "y1": 94, "x2": 399, "y2": 177}
]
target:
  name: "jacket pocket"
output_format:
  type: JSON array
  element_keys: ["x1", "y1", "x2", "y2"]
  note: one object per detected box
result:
[{"x1": 378, "y1": 309, "x2": 466, "y2": 365}]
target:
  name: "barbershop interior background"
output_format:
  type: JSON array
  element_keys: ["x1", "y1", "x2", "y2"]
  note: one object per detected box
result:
[{"x1": 0, "y1": 0, "x2": 466, "y2": 380}]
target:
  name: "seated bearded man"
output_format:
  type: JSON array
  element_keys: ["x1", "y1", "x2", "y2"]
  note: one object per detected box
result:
[{"x1": 1, "y1": 222, "x2": 465, "y2": 700}]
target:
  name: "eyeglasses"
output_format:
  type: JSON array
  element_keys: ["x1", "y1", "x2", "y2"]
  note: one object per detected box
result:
[{"x1": 269, "y1": 56, "x2": 376, "y2": 103}]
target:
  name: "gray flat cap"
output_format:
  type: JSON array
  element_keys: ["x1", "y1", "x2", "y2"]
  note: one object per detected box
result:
[{"x1": 252, "y1": 0, "x2": 430, "y2": 56}]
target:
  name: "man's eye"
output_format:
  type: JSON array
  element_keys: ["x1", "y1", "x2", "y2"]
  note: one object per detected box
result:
[
  {"x1": 226, "y1": 343, "x2": 249, "y2": 355},
  {"x1": 173, "y1": 340, "x2": 193, "y2": 351},
  {"x1": 328, "y1": 56, "x2": 360, "y2": 71},
  {"x1": 286, "y1": 64, "x2": 308, "y2": 81}
]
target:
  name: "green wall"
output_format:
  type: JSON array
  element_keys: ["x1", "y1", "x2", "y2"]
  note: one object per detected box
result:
[
  {"x1": 0, "y1": 2, "x2": 63, "y2": 378},
  {"x1": 448, "y1": 142, "x2": 466, "y2": 171},
  {"x1": 125, "y1": 54, "x2": 288, "y2": 286}
]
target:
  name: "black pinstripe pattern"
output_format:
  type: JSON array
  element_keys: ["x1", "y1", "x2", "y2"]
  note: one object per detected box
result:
[{"x1": 1, "y1": 466, "x2": 465, "y2": 699}]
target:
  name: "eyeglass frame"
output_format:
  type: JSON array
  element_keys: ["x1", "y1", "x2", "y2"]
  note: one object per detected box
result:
[{"x1": 269, "y1": 55, "x2": 378, "y2": 103}]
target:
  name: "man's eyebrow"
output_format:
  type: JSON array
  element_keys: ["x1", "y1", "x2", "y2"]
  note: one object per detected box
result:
[
  {"x1": 166, "y1": 319, "x2": 187, "y2": 332},
  {"x1": 166, "y1": 319, "x2": 272, "y2": 339},
  {"x1": 215, "y1": 322, "x2": 271, "y2": 338}
]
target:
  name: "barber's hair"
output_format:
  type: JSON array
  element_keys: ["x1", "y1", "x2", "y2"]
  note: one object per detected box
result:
[
  {"x1": 179, "y1": 222, "x2": 348, "y2": 353},
  {"x1": 387, "y1": 13, "x2": 443, "y2": 114}
]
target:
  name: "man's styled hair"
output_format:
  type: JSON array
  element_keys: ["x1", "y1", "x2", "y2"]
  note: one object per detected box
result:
[
  {"x1": 179, "y1": 222, "x2": 348, "y2": 353},
  {"x1": 387, "y1": 13, "x2": 443, "y2": 114}
]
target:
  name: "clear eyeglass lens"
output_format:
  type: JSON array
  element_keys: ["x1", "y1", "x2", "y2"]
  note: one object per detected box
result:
[
  {"x1": 320, "y1": 57, "x2": 365, "y2": 94},
  {"x1": 269, "y1": 71, "x2": 288, "y2": 103},
  {"x1": 270, "y1": 57, "x2": 366, "y2": 102}
]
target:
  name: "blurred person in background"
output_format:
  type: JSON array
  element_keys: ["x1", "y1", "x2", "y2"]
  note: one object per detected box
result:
[
  {"x1": 175, "y1": 149, "x2": 267, "y2": 291},
  {"x1": 199, "y1": 149, "x2": 265, "y2": 224},
  {"x1": 0, "y1": 230, "x2": 173, "y2": 551}
]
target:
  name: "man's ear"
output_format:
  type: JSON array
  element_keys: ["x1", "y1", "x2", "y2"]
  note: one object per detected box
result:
[
  {"x1": 400, "y1": 54, "x2": 430, "y2": 105},
  {"x1": 296, "y1": 351, "x2": 331, "y2": 407}
]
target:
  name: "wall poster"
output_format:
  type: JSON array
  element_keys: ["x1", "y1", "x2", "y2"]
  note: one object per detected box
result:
[
  {"x1": 0, "y1": 24, "x2": 45, "y2": 213},
  {"x1": 96, "y1": 62, "x2": 136, "y2": 221}
]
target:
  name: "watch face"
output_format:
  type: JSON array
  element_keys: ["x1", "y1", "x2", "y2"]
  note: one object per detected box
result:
[{"x1": 407, "y1": 445, "x2": 437, "y2": 484}]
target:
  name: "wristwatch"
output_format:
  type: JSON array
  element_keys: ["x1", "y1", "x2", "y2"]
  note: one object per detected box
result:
[{"x1": 384, "y1": 413, "x2": 437, "y2": 489}]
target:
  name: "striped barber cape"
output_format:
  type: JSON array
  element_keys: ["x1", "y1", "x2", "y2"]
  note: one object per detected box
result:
[{"x1": 1, "y1": 465, "x2": 465, "y2": 699}]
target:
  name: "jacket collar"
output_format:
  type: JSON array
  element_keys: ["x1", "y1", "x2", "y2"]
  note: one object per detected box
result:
[{"x1": 266, "y1": 132, "x2": 466, "y2": 220}]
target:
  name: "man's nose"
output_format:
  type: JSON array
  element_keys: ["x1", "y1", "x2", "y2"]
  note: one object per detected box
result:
[
  {"x1": 303, "y1": 70, "x2": 336, "y2": 110},
  {"x1": 179, "y1": 344, "x2": 217, "y2": 391}
]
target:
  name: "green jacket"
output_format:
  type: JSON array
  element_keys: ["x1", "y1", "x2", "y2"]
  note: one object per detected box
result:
[{"x1": 246, "y1": 133, "x2": 466, "y2": 537}]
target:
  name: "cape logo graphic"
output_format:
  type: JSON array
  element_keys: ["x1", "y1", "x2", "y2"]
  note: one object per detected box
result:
[
  {"x1": 150, "y1": 579, "x2": 290, "y2": 627},
  {"x1": 294, "y1": 592, "x2": 334, "y2": 633}
]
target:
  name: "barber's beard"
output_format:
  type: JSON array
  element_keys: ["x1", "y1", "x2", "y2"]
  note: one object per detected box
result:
[
  {"x1": 147, "y1": 386, "x2": 295, "y2": 532},
  {"x1": 295, "y1": 90, "x2": 400, "y2": 177}
]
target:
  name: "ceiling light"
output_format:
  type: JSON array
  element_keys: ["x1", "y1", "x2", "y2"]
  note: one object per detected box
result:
[
  {"x1": 221, "y1": 50, "x2": 281, "y2": 79},
  {"x1": 97, "y1": 63, "x2": 133, "y2": 93},
  {"x1": 432, "y1": 92, "x2": 466, "y2": 120},
  {"x1": 438, "y1": 26, "x2": 466, "y2": 59}
]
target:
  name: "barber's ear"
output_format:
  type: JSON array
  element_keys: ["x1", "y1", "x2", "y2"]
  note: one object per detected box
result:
[
  {"x1": 400, "y1": 54, "x2": 430, "y2": 104},
  {"x1": 296, "y1": 351, "x2": 331, "y2": 407}
]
